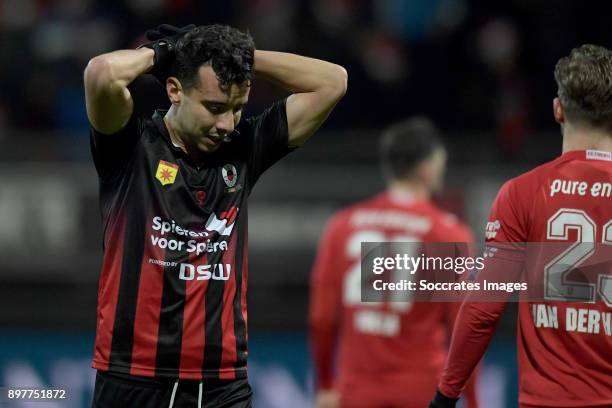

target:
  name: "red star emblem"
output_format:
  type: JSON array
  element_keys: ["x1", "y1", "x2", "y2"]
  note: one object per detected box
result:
[{"x1": 160, "y1": 168, "x2": 173, "y2": 182}]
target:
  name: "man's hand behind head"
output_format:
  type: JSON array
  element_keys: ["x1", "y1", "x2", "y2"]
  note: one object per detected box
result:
[{"x1": 141, "y1": 24, "x2": 196, "y2": 83}]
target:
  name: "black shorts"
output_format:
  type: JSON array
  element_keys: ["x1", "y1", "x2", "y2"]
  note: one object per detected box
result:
[{"x1": 92, "y1": 370, "x2": 252, "y2": 408}]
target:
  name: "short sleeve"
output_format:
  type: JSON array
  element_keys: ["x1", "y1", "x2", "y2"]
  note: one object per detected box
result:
[
  {"x1": 237, "y1": 98, "x2": 295, "y2": 187},
  {"x1": 90, "y1": 114, "x2": 141, "y2": 182}
]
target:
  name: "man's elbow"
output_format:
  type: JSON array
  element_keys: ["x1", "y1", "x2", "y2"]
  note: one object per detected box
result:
[
  {"x1": 84, "y1": 55, "x2": 118, "y2": 89},
  {"x1": 327, "y1": 64, "x2": 348, "y2": 100}
]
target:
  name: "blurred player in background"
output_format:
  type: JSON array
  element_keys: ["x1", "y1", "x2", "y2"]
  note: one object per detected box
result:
[
  {"x1": 84, "y1": 23, "x2": 346, "y2": 407},
  {"x1": 310, "y1": 118, "x2": 479, "y2": 408},
  {"x1": 430, "y1": 44, "x2": 612, "y2": 408}
]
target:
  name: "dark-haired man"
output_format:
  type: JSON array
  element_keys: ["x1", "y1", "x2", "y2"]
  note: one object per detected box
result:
[
  {"x1": 310, "y1": 118, "x2": 479, "y2": 408},
  {"x1": 430, "y1": 44, "x2": 612, "y2": 408},
  {"x1": 84, "y1": 24, "x2": 346, "y2": 407}
]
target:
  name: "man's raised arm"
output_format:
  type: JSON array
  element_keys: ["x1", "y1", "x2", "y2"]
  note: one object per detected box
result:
[
  {"x1": 84, "y1": 48, "x2": 154, "y2": 135},
  {"x1": 254, "y1": 50, "x2": 347, "y2": 147}
]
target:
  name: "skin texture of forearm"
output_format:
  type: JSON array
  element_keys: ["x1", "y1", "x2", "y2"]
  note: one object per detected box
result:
[
  {"x1": 84, "y1": 48, "x2": 154, "y2": 134},
  {"x1": 87, "y1": 48, "x2": 155, "y2": 89},
  {"x1": 254, "y1": 50, "x2": 347, "y2": 94},
  {"x1": 254, "y1": 50, "x2": 347, "y2": 146}
]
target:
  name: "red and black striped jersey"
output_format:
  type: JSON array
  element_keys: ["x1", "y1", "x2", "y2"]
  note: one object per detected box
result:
[{"x1": 90, "y1": 99, "x2": 292, "y2": 380}]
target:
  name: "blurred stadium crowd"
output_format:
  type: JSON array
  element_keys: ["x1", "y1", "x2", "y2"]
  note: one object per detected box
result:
[{"x1": 2, "y1": 0, "x2": 611, "y2": 154}]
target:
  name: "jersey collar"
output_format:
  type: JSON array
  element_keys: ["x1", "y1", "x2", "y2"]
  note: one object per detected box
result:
[
  {"x1": 152, "y1": 110, "x2": 223, "y2": 169},
  {"x1": 560, "y1": 149, "x2": 612, "y2": 162},
  {"x1": 152, "y1": 110, "x2": 183, "y2": 153}
]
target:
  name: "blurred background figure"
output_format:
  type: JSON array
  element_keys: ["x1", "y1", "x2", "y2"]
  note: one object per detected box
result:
[
  {"x1": 2, "y1": 0, "x2": 612, "y2": 407},
  {"x1": 309, "y1": 118, "x2": 479, "y2": 408}
]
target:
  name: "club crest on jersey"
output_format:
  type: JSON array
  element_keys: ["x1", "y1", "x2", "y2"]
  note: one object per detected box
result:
[
  {"x1": 485, "y1": 220, "x2": 501, "y2": 239},
  {"x1": 222, "y1": 164, "x2": 238, "y2": 188},
  {"x1": 155, "y1": 160, "x2": 179, "y2": 186}
]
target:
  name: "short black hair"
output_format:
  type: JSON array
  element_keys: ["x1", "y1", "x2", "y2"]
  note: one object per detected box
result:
[
  {"x1": 172, "y1": 24, "x2": 255, "y2": 89},
  {"x1": 379, "y1": 117, "x2": 444, "y2": 181}
]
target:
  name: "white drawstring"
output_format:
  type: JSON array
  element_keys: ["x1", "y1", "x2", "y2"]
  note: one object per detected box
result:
[
  {"x1": 198, "y1": 381, "x2": 203, "y2": 408},
  {"x1": 168, "y1": 379, "x2": 179, "y2": 408},
  {"x1": 168, "y1": 378, "x2": 203, "y2": 408}
]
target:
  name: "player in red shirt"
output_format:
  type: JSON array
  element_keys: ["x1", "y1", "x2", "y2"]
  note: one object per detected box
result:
[
  {"x1": 430, "y1": 44, "x2": 612, "y2": 408},
  {"x1": 310, "y1": 118, "x2": 479, "y2": 408}
]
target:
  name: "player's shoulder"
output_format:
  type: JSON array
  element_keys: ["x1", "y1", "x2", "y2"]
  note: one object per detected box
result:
[
  {"x1": 324, "y1": 193, "x2": 404, "y2": 237},
  {"x1": 240, "y1": 98, "x2": 287, "y2": 128},
  {"x1": 426, "y1": 205, "x2": 473, "y2": 242},
  {"x1": 504, "y1": 153, "x2": 591, "y2": 191},
  {"x1": 324, "y1": 206, "x2": 352, "y2": 234},
  {"x1": 139, "y1": 110, "x2": 171, "y2": 141},
  {"x1": 327, "y1": 194, "x2": 383, "y2": 228},
  {"x1": 442, "y1": 213, "x2": 472, "y2": 238},
  {"x1": 495, "y1": 156, "x2": 564, "y2": 202}
]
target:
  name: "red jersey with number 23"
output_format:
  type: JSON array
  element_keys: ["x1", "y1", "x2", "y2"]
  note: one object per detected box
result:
[{"x1": 439, "y1": 150, "x2": 612, "y2": 408}]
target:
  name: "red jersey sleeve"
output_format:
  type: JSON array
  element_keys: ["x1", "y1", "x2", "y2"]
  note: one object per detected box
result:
[
  {"x1": 438, "y1": 179, "x2": 526, "y2": 399},
  {"x1": 441, "y1": 224, "x2": 481, "y2": 408},
  {"x1": 484, "y1": 179, "x2": 529, "y2": 260},
  {"x1": 309, "y1": 214, "x2": 346, "y2": 390},
  {"x1": 442, "y1": 222, "x2": 475, "y2": 333}
]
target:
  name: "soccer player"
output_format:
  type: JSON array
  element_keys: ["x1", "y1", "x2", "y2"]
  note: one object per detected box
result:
[
  {"x1": 84, "y1": 24, "x2": 346, "y2": 407},
  {"x1": 310, "y1": 118, "x2": 479, "y2": 408},
  {"x1": 429, "y1": 44, "x2": 612, "y2": 408}
]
